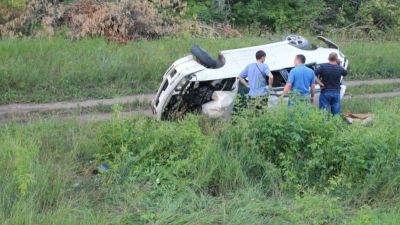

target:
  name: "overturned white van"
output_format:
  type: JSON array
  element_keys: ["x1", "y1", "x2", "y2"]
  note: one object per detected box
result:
[{"x1": 152, "y1": 35, "x2": 349, "y2": 120}]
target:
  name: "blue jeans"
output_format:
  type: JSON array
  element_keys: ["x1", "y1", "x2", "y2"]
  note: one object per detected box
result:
[
  {"x1": 288, "y1": 94, "x2": 310, "y2": 106},
  {"x1": 319, "y1": 91, "x2": 341, "y2": 115}
]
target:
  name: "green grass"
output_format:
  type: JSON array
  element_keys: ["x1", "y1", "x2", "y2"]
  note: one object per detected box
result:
[
  {"x1": 1, "y1": 37, "x2": 399, "y2": 104},
  {"x1": 0, "y1": 100, "x2": 151, "y2": 123},
  {"x1": 347, "y1": 83, "x2": 400, "y2": 95},
  {"x1": 341, "y1": 98, "x2": 387, "y2": 113},
  {"x1": 341, "y1": 41, "x2": 400, "y2": 80},
  {"x1": 1, "y1": 98, "x2": 400, "y2": 224}
]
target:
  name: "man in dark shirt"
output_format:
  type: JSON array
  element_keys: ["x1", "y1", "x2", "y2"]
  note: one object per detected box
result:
[{"x1": 314, "y1": 52, "x2": 348, "y2": 115}]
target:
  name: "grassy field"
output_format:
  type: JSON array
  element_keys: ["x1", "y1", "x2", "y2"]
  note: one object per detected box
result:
[
  {"x1": 342, "y1": 98, "x2": 391, "y2": 113},
  {"x1": 347, "y1": 83, "x2": 400, "y2": 95},
  {"x1": 1, "y1": 98, "x2": 400, "y2": 224},
  {"x1": 1, "y1": 37, "x2": 400, "y2": 104}
]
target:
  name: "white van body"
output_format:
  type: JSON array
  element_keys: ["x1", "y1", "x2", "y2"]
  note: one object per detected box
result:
[{"x1": 152, "y1": 36, "x2": 349, "y2": 120}]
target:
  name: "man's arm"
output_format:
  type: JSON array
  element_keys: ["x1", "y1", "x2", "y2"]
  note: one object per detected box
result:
[
  {"x1": 264, "y1": 65, "x2": 273, "y2": 91},
  {"x1": 314, "y1": 66, "x2": 324, "y2": 88},
  {"x1": 310, "y1": 84, "x2": 315, "y2": 103},
  {"x1": 281, "y1": 70, "x2": 294, "y2": 97},
  {"x1": 316, "y1": 77, "x2": 324, "y2": 88},
  {"x1": 239, "y1": 66, "x2": 249, "y2": 88},
  {"x1": 239, "y1": 76, "x2": 249, "y2": 88},
  {"x1": 341, "y1": 68, "x2": 348, "y2": 76},
  {"x1": 281, "y1": 82, "x2": 292, "y2": 97},
  {"x1": 310, "y1": 71, "x2": 316, "y2": 103},
  {"x1": 268, "y1": 72, "x2": 273, "y2": 90}
]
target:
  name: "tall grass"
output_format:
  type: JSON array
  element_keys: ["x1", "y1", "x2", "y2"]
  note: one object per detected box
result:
[
  {"x1": 341, "y1": 41, "x2": 400, "y2": 80},
  {"x1": 342, "y1": 98, "x2": 392, "y2": 113},
  {"x1": 1, "y1": 37, "x2": 399, "y2": 104},
  {"x1": 1, "y1": 98, "x2": 400, "y2": 224},
  {"x1": 347, "y1": 83, "x2": 400, "y2": 95}
]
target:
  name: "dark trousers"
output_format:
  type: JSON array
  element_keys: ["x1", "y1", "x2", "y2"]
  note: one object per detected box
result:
[{"x1": 319, "y1": 91, "x2": 341, "y2": 115}]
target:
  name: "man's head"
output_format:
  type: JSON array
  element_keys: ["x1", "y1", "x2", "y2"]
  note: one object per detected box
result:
[
  {"x1": 328, "y1": 52, "x2": 339, "y2": 64},
  {"x1": 294, "y1": 54, "x2": 306, "y2": 65},
  {"x1": 256, "y1": 50, "x2": 266, "y2": 63}
]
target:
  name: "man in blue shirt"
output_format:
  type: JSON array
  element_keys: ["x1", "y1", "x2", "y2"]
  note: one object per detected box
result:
[
  {"x1": 281, "y1": 54, "x2": 316, "y2": 104},
  {"x1": 238, "y1": 50, "x2": 274, "y2": 108}
]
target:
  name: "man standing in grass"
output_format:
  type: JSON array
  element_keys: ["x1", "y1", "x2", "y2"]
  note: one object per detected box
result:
[
  {"x1": 238, "y1": 50, "x2": 274, "y2": 109},
  {"x1": 315, "y1": 52, "x2": 348, "y2": 115},
  {"x1": 281, "y1": 54, "x2": 316, "y2": 104}
]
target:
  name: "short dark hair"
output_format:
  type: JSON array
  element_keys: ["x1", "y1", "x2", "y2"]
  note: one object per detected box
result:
[
  {"x1": 328, "y1": 52, "x2": 338, "y2": 62},
  {"x1": 296, "y1": 54, "x2": 306, "y2": 64},
  {"x1": 256, "y1": 50, "x2": 266, "y2": 60}
]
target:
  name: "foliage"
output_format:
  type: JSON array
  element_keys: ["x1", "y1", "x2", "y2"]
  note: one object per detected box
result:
[
  {"x1": 185, "y1": 0, "x2": 229, "y2": 22},
  {"x1": 0, "y1": 37, "x2": 399, "y2": 104},
  {"x1": 2, "y1": 0, "x2": 400, "y2": 38},
  {"x1": 0, "y1": 98, "x2": 400, "y2": 224},
  {"x1": 289, "y1": 193, "x2": 344, "y2": 225},
  {"x1": 230, "y1": 0, "x2": 325, "y2": 32},
  {"x1": 186, "y1": 0, "x2": 400, "y2": 34},
  {"x1": 96, "y1": 115, "x2": 210, "y2": 187},
  {"x1": 357, "y1": 0, "x2": 400, "y2": 30}
]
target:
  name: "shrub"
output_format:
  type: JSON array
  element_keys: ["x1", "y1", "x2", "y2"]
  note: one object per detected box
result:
[
  {"x1": 230, "y1": 0, "x2": 326, "y2": 32},
  {"x1": 0, "y1": 0, "x2": 62, "y2": 37},
  {"x1": 219, "y1": 97, "x2": 400, "y2": 200},
  {"x1": 357, "y1": 0, "x2": 400, "y2": 31},
  {"x1": 221, "y1": 103, "x2": 346, "y2": 192},
  {"x1": 289, "y1": 193, "x2": 344, "y2": 225},
  {"x1": 96, "y1": 114, "x2": 211, "y2": 188},
  {"x1": 63, "y1": 0, "x2": 181, "y2": 42}
]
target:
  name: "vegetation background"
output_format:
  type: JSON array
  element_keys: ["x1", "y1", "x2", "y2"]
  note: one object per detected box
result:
[
  {"x1": 1, "y1": 0, "x2": 400, "y2": 224},
  {"x1": 1, "y1": 0, "x2": 400, "y2": 39},
  {"x1": 1, "y1": 0, "x2": 400, "y2": 104}
]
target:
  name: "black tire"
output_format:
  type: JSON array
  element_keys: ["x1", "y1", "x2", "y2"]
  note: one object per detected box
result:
[{"x1": 191, "y1": 45, "x2": 221, "y2": 69}]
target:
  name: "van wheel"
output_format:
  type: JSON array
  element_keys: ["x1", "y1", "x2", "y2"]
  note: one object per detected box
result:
[
  {"x1": 282, "y1": 35, "x2": 309, "y2": 49},
  {"x1": 191, "y1": 45, "x2": 222, "y2": 69}
]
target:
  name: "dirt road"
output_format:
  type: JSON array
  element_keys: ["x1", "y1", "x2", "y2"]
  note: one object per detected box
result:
[
  {"x1": 0, "y1": 78, "x2": 399, "y2": 122},
  {"x1": 346, "y1": 78, "x2": 400, "y2": 86},
  {"x1": 0, "y1": 94, "x2": 155, "y2": 117},
  {"x1": 344, "y1": 91, "x2": 400, "y2": 99}
]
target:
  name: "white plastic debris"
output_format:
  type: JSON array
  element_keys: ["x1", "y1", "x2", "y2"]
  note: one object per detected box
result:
[{"x1": 202, "y1": 91, "x2": 237, "y2": 119}]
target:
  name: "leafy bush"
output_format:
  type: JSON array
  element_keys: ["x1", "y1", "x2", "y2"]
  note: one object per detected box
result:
[
  {"x1": 288, "y1": 193, "x2": 344, "y2": 225},
  {"x1": 357, "y1": 0, "x2": 400, "y2": 31},
  {"x1": 96, "y1": 115, "x2": 211, "y2": 187},
  {"x1": 224, "y1": 98, "x2": 400, "y2": 202},
  {"x1": 1, "y1": 98, "x2": 400, "y2": 224},
  {"x1": 185, "y1": 0, "x2": 228, "y2": 22},
  {"x1": 230, "y1": 0, "x2": 325, "y2": 32}
]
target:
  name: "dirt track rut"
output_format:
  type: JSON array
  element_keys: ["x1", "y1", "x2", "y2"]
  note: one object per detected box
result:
[
  {"x1": 0, "y1": 94, "x2": 155, "y2": 117},
  {"x1": 346, "y1": 78, "x2": 400, "y2": 86},
  {"x1": 344, "y1": 91, "x2": 400, "y2": 99},
  {"x1": 1, "y1": 78, "x2": 400, "y2": 122}
]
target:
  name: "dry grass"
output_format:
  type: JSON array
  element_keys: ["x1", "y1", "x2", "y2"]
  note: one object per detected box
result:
[
  {"x1": 0, "y1": 0, "x2": 241, "y2": 42},
  {"x1": 63, "y1": 0, "x2": 178, "y2": 42},
  {"x1": 0, "y1": 0, "x2": 62, "y2": 37}
]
